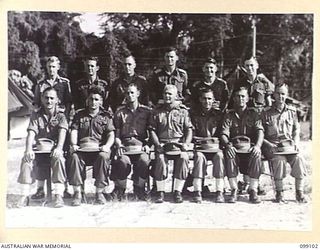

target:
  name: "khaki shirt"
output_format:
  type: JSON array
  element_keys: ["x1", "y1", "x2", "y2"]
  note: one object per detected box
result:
[
  {"x1": 71, "y1": 109, "x2": 115, "y2": 144},
  {"x1": 34, "y1": 75, "x2": 72, "y2": 108},
  {"x1": 109, "y1": 74, "x2": 148, "y2": 112},
  {"x1": 262, "y1": 104, "x2": 299, "y2": 144},
  {"x1": 28, "y1": 108, "x2": 68, "y2": 141},
  {"x1": 190, "y1": 108, "x2": 224, "y2": 137},
  {"x1": 150, "y1": 67, "x2": 188, "y2": 104},
  {"x1": 150, "y1": 103, "x2": 192, "y2": 142},
  {"x1": 221, "y1": 107, "x2": 264, "y2": 141},
  {"x1": 74, "y1": 77, "x2": 109, "y2": 110},
  {"x1": 190, "y1": 77, "x2": 229, "y2": 110},
  {"x1": 114, "y1": 104, "x2": 152, "y2": 141}
]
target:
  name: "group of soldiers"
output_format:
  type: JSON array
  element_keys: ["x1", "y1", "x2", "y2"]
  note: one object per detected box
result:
[{"x1": 16, "y1": 47, "x2": 308, "y2": 208}]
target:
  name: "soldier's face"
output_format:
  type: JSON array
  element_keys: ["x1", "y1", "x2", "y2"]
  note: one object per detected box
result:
[
  {"x1": 41, "y1": 89, "x2": 59, "y2": 110},
  {"x1": 274, "y1": 86, "x2": 288, "y2": 105},
  {"x1": 244, "y1": 58, "x2": 258, "y2": 77},
  {"x1": 233, "y1": 89, "x2": 249, "y2": 107},
  {"x1": 202, "y1": 63, "x2": 217, "y2": 78},
  {"x1": 85, "y1": 60, "x2": 99, "y2": 76},
  {"x1": 46, "y1": 62, "x2": 60, "y2": 78},
  {"x1": 126, "y1": 85, "x2": 140, "y2": 103},
  {"x1": 200, "y1": 92, "x2": 214, "y2": 110},
  {"x1": 164, "y1": 51, "x2": 178, "y2": 67},
  {"x1": 124, "y1": 57, "x2": 136, "y2": 76},
  {"x1": 87, "y1": 93, "x2": 103, "y2": 110},
  {"x1": 163, "y1": 88, "x2": 177, "y2": 104}
]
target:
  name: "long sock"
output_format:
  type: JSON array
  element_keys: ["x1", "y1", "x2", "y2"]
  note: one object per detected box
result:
[
  {"x1": 275, "y1": 179, "x2": 283, "y2": 191},
  {"x1": 156, "y1": 180, "x2": 165, "y2": 192},
  {"x1": 193, "y1": 178, "x2": 202, "y2": 192},
  {"x1": 21, "y1": 184, "x2": 31, "y2": 196},
  {"x1": 54, "y1": 183, "x2": 64, "y2": 196},
  {"x1": 295, "y1": 178, "x2": 304, "y2": 191},
  {"x1": 216, "y1": 178, "x2": 224, "y2": 192},
  {"x1": 249, "y1": 178, "x2": 259, "y2": 192},
  {"x1": 37, "y1": 180, "x2": 45, "y2": 188},
  {"x1": 174, "y1": 179, "x2": 185, "y2": 192},
  {"x1": 229, "y1": 177, "x2": 238, "y2": 190}
]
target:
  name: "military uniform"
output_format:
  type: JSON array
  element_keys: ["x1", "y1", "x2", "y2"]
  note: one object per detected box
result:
[
  {"x1": 190, "y1": 78, "x2": 229, "y2": 111},
  {"x1": 150, "y1": 67, "x2": 188, "y2": 105},
  {"x1": 190, "y1": 108, "x2": 225, "y2": 179},
  {"x1": 221, "y1": 107, "x2": 263, "y2": 179},
  {"x1": 237, "y1": 73, "x2": 274, "y2": 107},
  {"x1": 68, "y1": 109, "x2": 115, "y2": 188},
  {"x1": 112, "y1": 104, "x2": 152, "y2": 191},
  {"x1": 108, "y1": 74, "x2": 149, "y2": 112},
  {"x1": 261, "y1": 104, "x2": 307, "y2": 200},
  {"x1": 149, "y1": 103, "x2": 192, "y2": 181},
  {"x1": 34, "y1": 75, "x2": 72, "y2": 112},
  {"x1": 18, "y1": 108, "x2": 68, "y2": 186},
  {"x1": 74, "y1": 77, "x2": 109, "y2": 110}
]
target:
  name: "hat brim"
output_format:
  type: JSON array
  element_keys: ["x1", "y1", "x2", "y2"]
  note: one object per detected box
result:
[
  {"x1": 77, "y1": 147, "x2": 100, "y2": 152},
  {"x1": 273, "y1": 151, "x2": 298, "y2": 155},
  {"x1": 165, "y1": 150, "x2": 182, "y2": 156},
  {"x1": 236, "y1": 149, "x2": 251, "y2": 154},
  {"x1": 195, "y1": 148, "x2": 220, "y2": 153},
  {"x1": 34, "y1": 150, "x2": 52, "y2": 154},
  {"x1": 123, "y1": 150, "x2": 145, "y2": 155}
]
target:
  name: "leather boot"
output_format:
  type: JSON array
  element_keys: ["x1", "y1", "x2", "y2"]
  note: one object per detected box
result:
[
  {"x1": 249, "y1": 189, "x2": 261, "y2": 204},
  {"x1": 229, "y1": 189, "x2": 237, "y2": 203},
  {"x1": 193, "y1": 191, "x2": 202, "y2": 203},
  {"x1": 296, "y1": 190, "x2": 307, "y2": 203},
  {"x1": 215, "y1": 191, "x2": 225, "y2": 203}
]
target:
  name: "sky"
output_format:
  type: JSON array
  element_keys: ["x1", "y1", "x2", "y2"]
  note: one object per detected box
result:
[{"x1": 74, "y1": 12, "x2": 108, "y2": 37}]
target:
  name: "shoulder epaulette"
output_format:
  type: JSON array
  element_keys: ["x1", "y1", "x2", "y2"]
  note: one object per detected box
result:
[
  {"x1": 137, "y1": 75, "x2": 147, "y2": 81},
  {"x1": 216, "y1": 77, "x2": 227, "y2": 84},
  {"x1": 154, "y1": 68, "x2": 162, "y2": 74},
  {"x1": 74, "y1": 108, "x2": 85, "y2": 115},
  {"x1": 225, "y1": 109, "x2": 235, "y2": 114},
  {"x1": 178, "y1": 103, "x2": 189, "y2": 110},
  {"x1": 59, "y1": 76, "x2": 70, "y2": 83},
  {"x1": 287, "y1": 104, "x2": 297, "y2": 112},
  {"x1": 139, "y1": 104, "x2": 152, "y2": 111},
  {"x1": 177, "y1": 68, "x2": 187, "y2": 75}
]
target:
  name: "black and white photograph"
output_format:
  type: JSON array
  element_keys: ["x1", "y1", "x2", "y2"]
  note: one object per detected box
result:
[{"x1": 6, "y1": 10, "x2": 313, "y2": 233}]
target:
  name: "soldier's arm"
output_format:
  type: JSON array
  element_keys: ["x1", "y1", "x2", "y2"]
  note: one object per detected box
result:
[
  {"x1": 292, "y1": 111, "x2": 301, "y2": 145},
  {"x1": 23, "y1": 130, "x2": 36, "y2": 162},
  {"x1": 101, "y1": 130, "x2": 115, "y2": 151},
  {"x1": 33, "y1": 83, "x2": 41, "y2": 108}
]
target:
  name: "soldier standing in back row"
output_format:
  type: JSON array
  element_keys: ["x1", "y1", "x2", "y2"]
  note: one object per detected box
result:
[
  {"x1": 74, "y1": 57, "x2": 110, "y2": 111},
  {"x1": 150, "y1": 47, "x2": 188, "y2": 105},
  {"x1": 108, "y1": 55, "x2": 149, "y2": 112},
  {"x1": 190, "y1": 57, "x2": 229, "y2": 111}
]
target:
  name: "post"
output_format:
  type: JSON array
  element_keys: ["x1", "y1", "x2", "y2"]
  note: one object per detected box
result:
[{"x1": 252, "y1": 18, "x2": 256, "y2": 57}]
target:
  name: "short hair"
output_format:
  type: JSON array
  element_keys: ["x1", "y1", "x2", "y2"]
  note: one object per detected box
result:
[
  {"x1": 233, "y1": 86, "x2": 249, "y2": 94},
  {"x1": 42, "y1": 86, "x2": 58, "y2": 96},
  {"x1": 275, "y1": 83, "x2": 289, "y2": 92},
  {"x1": 204, "y1": 57, "x2": 217, "y2": 65},
  {"x1": 244, "y1": 56, "x2": 258, "y2": 65},
  {"x1": 46, "y1": 56, "x2": 60, "y2": 66},
  {"x1": 124, "y1": 54, "x2": 136, "y2": 62},
  {"x1": 163, "y1": 84, "x2": 178, "y2": 94},
  {"x1": 199, "y1": 87, "x2": 215, "y2": 97},
  {"x1": 87, "y1": 85, "x2": 105, "y2": 98},
  {"x1": 164, "y1": 46, "x2": 178, "y2": 54},
  {"x1": 127, "y1": 82, "x2": 141, "y2": 92},
  {"x1": 84, "y1": 56, "x2": 99, "y2": 64}
]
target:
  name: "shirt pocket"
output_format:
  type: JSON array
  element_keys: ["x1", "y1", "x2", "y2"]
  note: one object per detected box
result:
[{"x1": 265, "y1": 121, "x2": 278, "y2": 137}]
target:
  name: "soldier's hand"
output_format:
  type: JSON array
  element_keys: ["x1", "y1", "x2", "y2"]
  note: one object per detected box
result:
[
  {"x1": 70, "y1": 144, "x2": 79, "y2": 154},
  {"x1": 250, "y1": 145, "x2": 261, "y2": 158},
  {"x1": 143, "y1": 145, "x2": 150, "y2": 154},
  {"x1": 100, "y1": 145, "x2": 111, "y2": 153},
  {"x1": 181, "y1": 143, "x2": 190, "y2": 152},
  {"x1": 23, "y1": 150, "x2": 35, "y2": 163},
  {"x1": 51, "y1": 147, "x2": 63, "y2": 158},
  {"x1": 155, "y1": 144, "x2": 164, "y2": 154},
  {"x1": 226, "y1": 146, "x2": 237, "y2": 159},
  {"x1": 114, "y1": 138, "x2": 122, "y2": 149}
]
